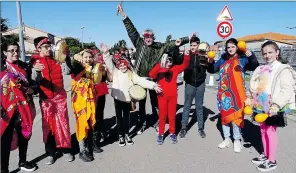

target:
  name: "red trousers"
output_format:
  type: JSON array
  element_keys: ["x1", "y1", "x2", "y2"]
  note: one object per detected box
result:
[{"x1": 158, "y1": 95, "x2": 177, "y2": 135}]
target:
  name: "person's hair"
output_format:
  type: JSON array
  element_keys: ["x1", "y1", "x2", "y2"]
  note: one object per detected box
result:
[
  {"x1": 190, "y1": 36, "x2": 200, "y2": 44},
  {"x1": 143, "y1": 29, "x2": 156, "y2": 40},
  {"x1": 260, "y1": 40, "x2": 286, "y2": 63},
  {"x1": 81, "y1": 49, "x2": 94, "y2": 57},
  {"x1": 2, "y1": 42, "x2": 20, "y2": 51},
  {"x1": 224, "y1": 38, "x2": 244, "y2": 56}
]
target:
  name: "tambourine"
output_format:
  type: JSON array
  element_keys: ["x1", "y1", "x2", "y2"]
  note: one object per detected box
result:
[
  {"x1": 160, "y1": 53, "x2": 169, "y2": 68},
  {"x1": 129, "y1": 85, "x2": 146, "y2": 101},
  {"x1": 197, "y1": 42, "x2": 210, "y2": 56},
  {"x1": 53, "y1": 39, "x2": 68, "y2": 63}
]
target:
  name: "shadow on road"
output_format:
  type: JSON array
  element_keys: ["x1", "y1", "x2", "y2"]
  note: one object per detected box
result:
[
  {"x1": 211, "y1": 113, "x2": 263, "y2": 154},
  {"x1": 173, "y1": 106, "x2": 215, "y2": 138},
  {"x1": 241, "y1": 119, "x2": 263, "y2": 153}
]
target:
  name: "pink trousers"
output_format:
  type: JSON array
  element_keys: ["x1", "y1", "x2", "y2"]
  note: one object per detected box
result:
[{"x1": 260, "y1": 123, "x2": 277, "y2": 162}]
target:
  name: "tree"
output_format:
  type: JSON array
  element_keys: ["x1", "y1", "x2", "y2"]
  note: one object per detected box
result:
[
  {"x1": 64, "y1": 37, "x2": 80, "y2": 47},
  {"x1": 1, "y1": 17, "x2": 27, "y2": 49},
  {"x1": 165, "y1": 34, "x2": 172, "y2": 43},
  {"x1": 69, "y1": 46, "x2": 82, "y2": 56}
]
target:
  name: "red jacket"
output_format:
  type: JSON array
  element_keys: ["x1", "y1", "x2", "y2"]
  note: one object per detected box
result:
[
  {"x1": 149, "y1": 54, "x2": 190, "y2": 97},
  {"x1": 31, "y1": 54, "x2": 64, "y2": 99}
]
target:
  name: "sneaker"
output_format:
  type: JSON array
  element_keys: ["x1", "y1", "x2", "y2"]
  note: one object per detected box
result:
[
  {"x1": 125, "y1": 135, "x2": 134, "y2": 145},
  {"x1": 137, "y1": 127, "x2": 144, "y2": 135},
  {"x1": 257, "y1": 160, "x2": 277, "y2": 172},
  {"x1": 19, "y1": 161, "x2": 37, "y2": 172},
  {"x1": 198, "y1": 129, "x2": 206, "y2": 138},
  {"x1": 157, "y1": 135, "x2": 164, "y2": 145},
  {"x1": 45, "y1": 156, "x2": 55, "y2": 165},
  {"x1": 64, "y1": 153, "x2": 75, "y2": 162},
  {"x1": 218, "y1": 138, "x2": 231, "y2": 149},
  {"x1": 79, "y1": 150, "x2": 94, "y2": 162},
  {"x1": 252, "y1": 154, "x2": 268, "y2": 165},
  {"x1": 169, "y1": 134, "x2": 178, "y2": 144},
  {"x1": 179, "y1": 129, "x2": 187, "y2": 138},
  {"x1": 119, "y1": 136, "x2": 126, "y2": 147},
  {"x1": 233, "y1": 140, "x2": 242, "y2": 153}
]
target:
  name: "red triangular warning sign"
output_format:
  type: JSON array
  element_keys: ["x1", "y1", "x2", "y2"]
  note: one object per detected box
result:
[{"x1": 217, "y1": 5, "x2": 233, "y2": 21}]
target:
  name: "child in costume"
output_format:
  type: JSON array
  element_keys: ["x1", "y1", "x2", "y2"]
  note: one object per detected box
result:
[
  {"x1": 31, "y1": 36, "x2": 74, "y2": 165},
  {"x1": 207, "y1": 38, "x2": 259, "y2": 153},
  {"x1": 1, "y1": 42, "x2": 37, "y2": 173},
  {"x1": 248, "y1": 41, "x2": 295, "y2": 172},
  {"x1": 70, "y1": 49, "x2": 105, "y2": 162},
  {"x1": 149, "y1": 48, "x2": 190, "y2": 145},
  {"x1": 101, "y1": 43, "x2": 162, "y2": 147}
]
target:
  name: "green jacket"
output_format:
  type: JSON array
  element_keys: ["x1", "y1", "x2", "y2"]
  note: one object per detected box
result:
[{"x1": 123, "y1": 16, "x2": 189, "y2": 77}]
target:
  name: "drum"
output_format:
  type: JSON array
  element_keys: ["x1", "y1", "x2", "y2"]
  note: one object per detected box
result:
[
  {"x1": 53, "y1": 39, "x2": 67, "y2": 63},
  {"x1": 129, "y1": 85, "x2": 146, "y2": 101},
  {"x1": 160, "y1": 53, "x2": 169, "y2": 68},
  {"x1": 197, "y1": 42, "x2": 210, "y2": 56}
]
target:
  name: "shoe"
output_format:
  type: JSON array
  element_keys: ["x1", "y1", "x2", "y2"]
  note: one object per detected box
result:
[
  {"x1": 169, "y1": 134, "x2": 178, "y2": 144},
  {"x1": 125, "y1": 135, "x2": 134, "y2": 145},
  {"x1": 233, "y1": 140, "x2": 242, "y2": 153},
  {"x1": 119, "y1": 135, "x2": 126, "y2": 147},
  {"x1": 79, "y1": 150, "x2": 94, "y2": 162},
  {"x1": 252, "y1": 154, "x2": 268, "y2": 165},
  {"x1": 93, "y1": 144, "x2": 104, "y2": 153},
  {"x1": 179, "y1": 129, "x2": 187, "y2": 138},
  {"x1": 137, "y1": 127, "x2": 144, "y2": 135},
  {"x1": 198, "y1": 129, "x2": 206, "y2": 138},
  {"x1": 257, "y1": 160, "x2": 277, "y2": 172},
  {"x1": 157, "y1": 135, "x2": 164, "y2": 145},
  {"x1": 64, "y1": 153, "x2": 75, "y2": 162},
  {"x1": 218, "y1": 138, "x2": 231, "y2": 149},
  {"x1": 19, "y1": 161, "x2": 37, "y2": 172},
  {"x1": 45, "y1": 156, "x2": 55, "y2": 165}
]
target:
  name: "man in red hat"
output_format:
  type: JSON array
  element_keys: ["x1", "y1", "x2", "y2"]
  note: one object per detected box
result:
[
  {"x1": 1, "y1": 42, "x2": 37, "y2": 173},
  {"x1": 31, "y1": 36, "x2": 74, "y2": 165}
]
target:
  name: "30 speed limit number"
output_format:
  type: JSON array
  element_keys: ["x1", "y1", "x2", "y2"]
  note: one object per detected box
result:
[{"x1": 217, "y1": 21, "x2": 233, "y2": 39}]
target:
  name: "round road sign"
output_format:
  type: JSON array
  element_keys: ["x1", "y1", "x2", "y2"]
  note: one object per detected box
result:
[{"x1": 217, "y1": 21, "x2": 233, "y2": 39}]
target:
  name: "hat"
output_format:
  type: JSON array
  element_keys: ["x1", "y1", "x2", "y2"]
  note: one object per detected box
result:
[
  {"x1": 33, "y1": 36, "x2": 52, "y2": 49},
  {"x1": 115, "y1": 55, "x2": 132, "y2": 69}
]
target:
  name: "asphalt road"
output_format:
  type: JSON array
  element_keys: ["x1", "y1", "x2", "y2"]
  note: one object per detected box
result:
[{"x1": 8, "y1": 75, "x2": 296, "y2": 173}]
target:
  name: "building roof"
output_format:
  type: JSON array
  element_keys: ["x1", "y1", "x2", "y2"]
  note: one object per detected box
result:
[
  {"x1": 4, "y1": 25, "x2": 63, "y2": 39},
  {"x1": 237, "y1": 32, "x2": 296, "y2": 44}
]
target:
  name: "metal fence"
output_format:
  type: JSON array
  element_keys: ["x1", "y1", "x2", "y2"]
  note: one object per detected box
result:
[{"x1": 252, "y1": 47, "x2": 296, "y2": 65}]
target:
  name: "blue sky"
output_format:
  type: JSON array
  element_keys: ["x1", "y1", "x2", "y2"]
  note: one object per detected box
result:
[{"x1": 3, "y1": 1, "x2": 296, "y2": 48}]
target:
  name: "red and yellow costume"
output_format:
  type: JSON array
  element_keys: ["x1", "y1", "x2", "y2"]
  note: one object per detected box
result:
[{"x1": 71, "y1": 61, "x2": 102, "y2": 142}]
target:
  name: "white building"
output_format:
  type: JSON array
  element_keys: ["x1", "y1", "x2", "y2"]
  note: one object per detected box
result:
[
  {"x1": 215, "y1": 32, "x2": 296, "y2": 49},
  {"x1": 3, "y1": 25, "x2": 63, "y2": 54}
]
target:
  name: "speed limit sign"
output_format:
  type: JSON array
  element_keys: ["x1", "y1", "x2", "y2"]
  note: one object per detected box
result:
[{"x1": 217, "y1": 21, "x2": 233, "y2": 39}]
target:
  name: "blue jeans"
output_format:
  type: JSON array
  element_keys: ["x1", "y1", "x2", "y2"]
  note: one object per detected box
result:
[
  {"x1": 181, "y1": 82, "x2": 205, "y2": 130},
  {"x1": 222, "y1": 122, "x2": 241, "y2": 140}
]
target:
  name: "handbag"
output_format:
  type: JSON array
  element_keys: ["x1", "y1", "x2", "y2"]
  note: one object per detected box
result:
[{"x1": 264, "y1": 111, "x2": 287, "y2": 127}]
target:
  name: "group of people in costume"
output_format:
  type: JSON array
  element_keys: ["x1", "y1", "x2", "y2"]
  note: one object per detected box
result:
[{"x1": 1, "y1": 3, "x2": 295, "y2": 173}]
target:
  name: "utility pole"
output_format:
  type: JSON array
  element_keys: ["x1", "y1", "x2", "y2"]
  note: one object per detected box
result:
[
  {"x1": 81, "y1": 26, "x2": 85, "y2": 49},
  {"x1": 16, "y1": 1, "x2": 26, "y2": 62}
]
